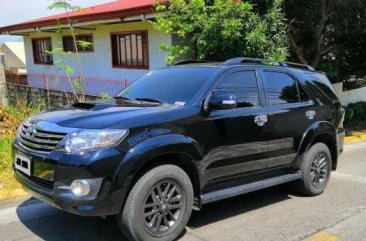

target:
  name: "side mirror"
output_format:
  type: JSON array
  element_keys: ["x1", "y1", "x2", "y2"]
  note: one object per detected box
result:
[{"x1": 207, "y1": 92, "x2": 237, "y2": 110}]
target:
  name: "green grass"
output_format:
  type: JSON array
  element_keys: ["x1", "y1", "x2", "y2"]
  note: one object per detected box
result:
[
  {"x1": 0, "y1": 134, "x2": 16, "y2": 190},
  {"x1": 0, "y1": 102, "x2": 42, "y2": 195}
]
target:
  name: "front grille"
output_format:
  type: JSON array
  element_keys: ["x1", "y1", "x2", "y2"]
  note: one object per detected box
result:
[
  {"x1": 19, "y1": 122, "x2": 67, "y2": 154},
  {"x1": 16, "y1": 170, "x2": 54, "y2": 193}
]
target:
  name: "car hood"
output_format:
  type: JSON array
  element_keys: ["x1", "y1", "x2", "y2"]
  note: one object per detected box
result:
[{"x1": 31, "y1": 101, "x2": 181, "y2": 129}]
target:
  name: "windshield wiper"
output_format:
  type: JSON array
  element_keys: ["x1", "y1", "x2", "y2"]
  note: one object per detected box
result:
[{"x1": 135, "y1": 97, "x2": 163, "y2": 104}]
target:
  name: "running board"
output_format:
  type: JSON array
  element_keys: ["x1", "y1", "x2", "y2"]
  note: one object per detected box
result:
[{"x1": 201, "y1": 171, "x2": 302, "y2": 204}]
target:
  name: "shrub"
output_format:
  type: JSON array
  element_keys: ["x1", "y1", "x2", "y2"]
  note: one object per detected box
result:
[
  {"x1": 344, "y1": 102, "x2": 366, "y2": 122},
  {"x1": 345, "y1": 106, "x2": 354, "y2": 122}
]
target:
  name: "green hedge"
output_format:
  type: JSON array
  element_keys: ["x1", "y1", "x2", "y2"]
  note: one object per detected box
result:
[{"x1": 345, "y1": 102, "x2": 366, "y2": 122}]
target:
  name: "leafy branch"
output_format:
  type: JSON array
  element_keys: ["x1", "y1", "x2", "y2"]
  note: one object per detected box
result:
[
  {"x1": 47, "y1": 0, "x2": 90, "y2": 102},
  {"x1": 153, "y1": 0, "x2": 288, "y2": 64}
]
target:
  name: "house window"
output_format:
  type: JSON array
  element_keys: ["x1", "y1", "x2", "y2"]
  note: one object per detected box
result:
[
  {"x1": 32, "y1": 38, "x2": 53, "y2": 65},
  {"x1": 62, "y1": 34, "x2": 94, "y2": 52},
  {"x1": 111, "y1": 31, "x2": 149, "y2": 69}
]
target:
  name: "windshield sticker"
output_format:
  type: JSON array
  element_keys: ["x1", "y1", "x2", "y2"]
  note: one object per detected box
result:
[{"x1": 175, "y1": 101, "x2": 186, "y2": 106}]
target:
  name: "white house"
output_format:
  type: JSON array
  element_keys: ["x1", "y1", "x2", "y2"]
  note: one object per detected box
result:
[
  {"x1": 0, "y1": 42, "x2": 26, "y2": 71},
  {"x1": 0, "y1": 0, "x2": 172, "y2": 96}
]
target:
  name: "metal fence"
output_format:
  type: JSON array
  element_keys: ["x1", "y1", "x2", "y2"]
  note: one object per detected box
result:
[
  {"x1": 5, "y1": 69, "x2": 28, "y2": 85},
  {"x1": 27, "y1": 72, "x2": 131, "y2": 97}
]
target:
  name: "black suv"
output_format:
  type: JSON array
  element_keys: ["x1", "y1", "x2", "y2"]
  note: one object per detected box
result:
[{"x1": 13, "y1": 57, "x2": 344, "y2": 241}]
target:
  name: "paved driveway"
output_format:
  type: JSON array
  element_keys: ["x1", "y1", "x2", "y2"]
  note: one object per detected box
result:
[{"x1": 1, "y1": 142, "x2": 366, "y2": 241}]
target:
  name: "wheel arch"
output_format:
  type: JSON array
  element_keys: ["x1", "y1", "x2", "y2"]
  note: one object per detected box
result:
[
  {"x1": 128, "y1": 152, "x2": 202, "y2": 209},
  {"x1": 113, "y1": 134, "x2": 204, "y2": 213},
  {"x1": 296, "y1": 121, "x2": 338, "y2": 170}
]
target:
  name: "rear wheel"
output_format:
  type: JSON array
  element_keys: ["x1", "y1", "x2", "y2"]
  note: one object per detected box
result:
[
  {"x1": 292, "y1": 143, "x2": 332, "y2": 196},
  {"x1": 117, "y1": 164, "x2": 194, "y2": 241}
]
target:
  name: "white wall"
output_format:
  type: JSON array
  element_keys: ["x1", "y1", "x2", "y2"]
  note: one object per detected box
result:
[
  {"x1": 332, "y1": 82, "x2": 343, "y2": 100},
  {"x1": 23, "y1": 21, "x2": 171, "y2": 95},
  {"x1": 341, "y1": 87, "x2": 366, "y2": 106},
  {"x1": 0, "y1": 44, "x2": 25, "y2": 69},
  {"x1": 332, "y1": 82, "x2": 366, "y2": 106}
]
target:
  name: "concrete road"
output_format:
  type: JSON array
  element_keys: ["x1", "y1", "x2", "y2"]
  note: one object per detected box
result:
[{"x1": 1, "y1": 142, "x2": 366, "y2": 241}]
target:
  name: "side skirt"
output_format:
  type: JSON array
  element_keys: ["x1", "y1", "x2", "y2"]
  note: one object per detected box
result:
[{"x1": 201, "y1": 171, "x2": 302, "y2": 204}]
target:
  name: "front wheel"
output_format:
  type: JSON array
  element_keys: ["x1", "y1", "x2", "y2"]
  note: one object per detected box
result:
[
  {"x1": 292, "y1": 143, "x2": 332, "y2": 196},
  {"x1": 117, "y1": 164, "x2": 194, "y2": 241}
]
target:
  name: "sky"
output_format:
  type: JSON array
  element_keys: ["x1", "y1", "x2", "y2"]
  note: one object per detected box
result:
[{"x1": 0, "y1": 0, "x2": 113, "y2": 42}]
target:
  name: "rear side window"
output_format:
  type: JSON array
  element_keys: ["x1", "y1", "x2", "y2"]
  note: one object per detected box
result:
[
  {"x1": 215, "y1": 71, "x2": 259, "y2": 108},
  {"x1": 263, "y1": 71, "x2": 309, "y2": 105},
  {"x1": 313, "y1": 75, "x2": 339, "y2": 102},
  {"x1": 305, "y1": 73, "x2": 339, "y2": 102}
]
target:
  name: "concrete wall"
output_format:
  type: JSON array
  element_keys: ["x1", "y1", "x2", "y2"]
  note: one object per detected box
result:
[
  {"x1": 6, "y1": 83, "x2": 98, "y2": 109},
  {"x1": 0, "y1": 54, "x2": 8, "y2": 106},
  {"x1": 332, "y1": 82, "x2": 366, "y2": 106},
  {"x1": 24, "y1": 21, "x2": 171, "y2": 87},
  {"x1": 341, "y1": 87, "x2": 366, "y2": 106},
  {"x1": 332, "y1": 82, "x2": 343, "y2": 100}
]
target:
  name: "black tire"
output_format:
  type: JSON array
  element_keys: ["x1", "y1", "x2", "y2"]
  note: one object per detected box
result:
[
  {"x1": 292, "y1": 143, "x2": 332, "y2": 196},
  {"x1": 117, "y1": 164, "x2": 194, "y2": 241}
]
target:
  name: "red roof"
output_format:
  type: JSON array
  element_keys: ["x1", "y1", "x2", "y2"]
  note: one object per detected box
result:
[{"x1": 0, "y1": 0, "x2": 156, "y2": 33}]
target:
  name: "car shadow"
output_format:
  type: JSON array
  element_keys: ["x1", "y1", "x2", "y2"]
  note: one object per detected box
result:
[
  {"x1": 16, "y1": 185, "x2": 294, "y2": 241},
  {"x1": 16, "y1": 199, "x2": 124, "y2": 241},
  {"x1": 188, "y1": 185, "x2": 293, "y2": 229}
]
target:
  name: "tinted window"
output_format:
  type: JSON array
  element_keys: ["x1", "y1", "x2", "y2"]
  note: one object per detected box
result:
[
  {"x1": 307, "y1": 73, "x2": 339, "y2": 101},
  {"x1": 313, "y1": 81, "x2": 339, "y2": 101},
  {"x1": 263, "y1": 71, "x2": 300, "y2": 105},
  {"x1": 298, "y1": 84, "x2": 310, "y2": 102},
  {"x1": 117, "y1": 68, "x2": 217, "y2": 105},
  {"x1": 215, "y1": 71, "x2": 259, "y2": 108}
]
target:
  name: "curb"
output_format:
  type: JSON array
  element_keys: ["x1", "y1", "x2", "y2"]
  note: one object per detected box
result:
[{"x1": 344, "y1": 131, "x2": 366, "y2": 144}]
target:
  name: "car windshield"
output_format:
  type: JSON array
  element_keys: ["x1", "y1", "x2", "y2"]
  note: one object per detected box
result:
[{"x1": 116, "y1": 68, "x2": 217, "y2": 105}]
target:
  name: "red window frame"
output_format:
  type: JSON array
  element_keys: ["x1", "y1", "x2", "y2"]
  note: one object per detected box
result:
[
  {"x1": 32, "y1": 37, "x2": 53, "y2": 65},
  {"x1": 111, "y1": 31, "x2": 149, "y2": 69}
]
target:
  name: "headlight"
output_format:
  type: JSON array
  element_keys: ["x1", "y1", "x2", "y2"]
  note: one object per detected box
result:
[{"x1": 59, "y1": 129, "x2": 128, "y2": 154}]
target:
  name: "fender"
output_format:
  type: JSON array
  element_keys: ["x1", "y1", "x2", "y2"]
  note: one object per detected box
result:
[
  {"x1": 110, "y1": 134, "x2": 204, "y2": 211},
  {"x1": 297, "y1": 121, "x2": 337, "y2": 158}
]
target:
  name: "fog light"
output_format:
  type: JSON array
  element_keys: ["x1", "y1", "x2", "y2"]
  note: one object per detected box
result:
[{"x1": 71, "y1": 180, "x2": 90, "y2": 197}]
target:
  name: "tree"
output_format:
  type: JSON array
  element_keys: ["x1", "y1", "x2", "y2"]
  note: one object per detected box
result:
[
  {"x1": 322, "y1": 0, "x2": 366, "y2": 83},
  {"x1": 47, "y1": 0, "x2": 92, "y2": 102},
  {"x1": 285, "y1": 0, "x2": 366, "y2": 83},
  {"x1": 153, "y1": 0, "x2": 288, "y2": 64}
]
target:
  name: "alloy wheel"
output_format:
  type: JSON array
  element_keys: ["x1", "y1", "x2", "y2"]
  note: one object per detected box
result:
[
  {"x1": 310, "y1": 153, "x2": 329, "y2": 187},
  {"x1": 143, "y1": 180, "x2": 184, "y2": 234}
]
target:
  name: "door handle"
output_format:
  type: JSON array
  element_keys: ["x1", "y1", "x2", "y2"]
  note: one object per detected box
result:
[
  {"x1": 305, "y1": 110, "x2": 316, "y2": 120},
  {"x1": 254, "y1": 115, "x2": 268, "y2": 127}
]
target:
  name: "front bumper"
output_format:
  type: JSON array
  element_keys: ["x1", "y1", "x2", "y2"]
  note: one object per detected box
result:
[
  {"x1": 15, "y1": 170, "x2": 118, "y2": 216},
  {"x1": 13, "y1": 141, "x2": 126, "y2": 217}
]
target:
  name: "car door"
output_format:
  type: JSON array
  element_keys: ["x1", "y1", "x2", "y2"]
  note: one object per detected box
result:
[
  {"x1": 261, "y1": 70, "x2": 316, "y2": 168},
  {"x1": 202, "y1": 68, "x2": 268, "y2": 183}
]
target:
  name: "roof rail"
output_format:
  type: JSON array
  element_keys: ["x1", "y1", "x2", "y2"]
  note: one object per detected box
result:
[
  {"x1": 281, "y1": 61, "x2": 315, "y2": 71},
  {"x1": 223, "y1": 57, "x2": 314, "y2": 71},
  {"x1": 173, "y1": 60, "x2": 211, "y2": 65}
]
